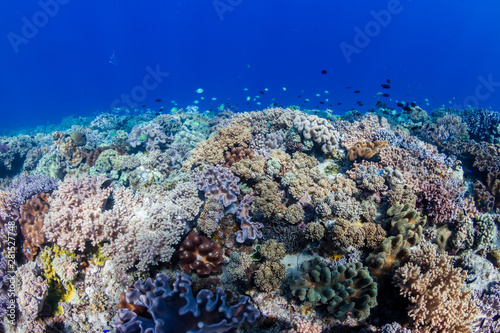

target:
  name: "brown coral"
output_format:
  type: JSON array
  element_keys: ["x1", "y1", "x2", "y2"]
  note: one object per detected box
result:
[
  {"x1": 394, "y1": 243, "x2": 478, "y2": 332},
  {"x1": 387, "y1": 203, "x2": 426, "y2": 246},
  {"x1": 19, "y1": 193, "x2": 50, "y2": 260},
  {"x1": 52, "y1": 131, "x2": 85, "y2": 167},
  {"x1": 329, "y1": 219, "x2": 385, "y2": 251},
  {"x1": 366, "y1": 235, "x2": 411, "y2": 281},
  {"x1": 223, "y1": 147, "x2": 254, "y2": 167},
  {"x1": 254, "y1": 261, "x2": 286, "y2": 292},
  {"x1": 347, "y1": 140, "x2": 389, "y2": 161},
  {"x1": 179, "y1": 232, "x2": 223, "y2": 276}
]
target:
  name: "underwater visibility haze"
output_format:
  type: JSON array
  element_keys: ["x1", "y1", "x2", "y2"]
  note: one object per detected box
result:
[{"x1": 1, "y1": 0, "x2": 500, "y2": 332}]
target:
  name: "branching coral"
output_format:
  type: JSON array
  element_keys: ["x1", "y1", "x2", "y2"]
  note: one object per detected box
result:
[
  {"x1": 394, "y1": 243, "x2": 478, "y2": 332},
  {"x1": 19, "y1": 192, "x2": 50, "y2": 260},
  {"x1": 254, "y1": 261, "x2": 286, "y2": 292},
  {"x1": 43, "y1": 175, "x2": 123, "y2": 252}
]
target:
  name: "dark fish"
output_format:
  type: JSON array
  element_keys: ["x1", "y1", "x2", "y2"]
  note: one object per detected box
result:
[
  {"x1": 337, "y1": 102, "x2": 342, "y2": 105},
  {"x1": 397, "y1": 102, "x2": 405, "y2": 107},
  {"x1": 386, "y1": 79, "x2": 391, "y2": 83},
  {"x1": 315, "y1": 105, "x2": 318, "y2": 108},
  {"x1": 155, "y1": 99, "x2": 162, "y2": 102},
  {"x1": 155, "y1": 112, "x2": 160, "y2": 116},
  {"x1": 260, "y1": 91, "x2": 265, "y2": 95},
  {"x1": 356, "y1": 101, "x2": 362, "y2": 104},
  {"x1": 159, "y1": 107, "x2": 164, "y2": 111},
  {"x1": 298, "y1": 95, "x2": 301, "y2": 98},
  {"x1": 142, "y1": 105, "x2": 146, "y2": 107},
  {"x1": 358, "y1": 103, "x2": 364, "y2": 106},
  {"x1": 381, "y1": 84, "x2": 391, "y2": 89},
  {"x1": 382, "y1": 93, "x2": 390, "y2": 97},
  {"x1": 101, "y1": 179, "x2": 113, "y2": 189},
  {"x1": 321, "y1": 70, "x2": 328, "y2": 74},
  {"x1": 319, "y1": 101, "x2": 325, "y2": 104},
  {"x1": 354, "y1": 90, "x2": 360, "y2": 93},
  {"x1": 410, "y1": 102, "x2": 416, "y2": 107},
  {"x1": 345, "y1": 87, "x2": 352, "y2": 89}
]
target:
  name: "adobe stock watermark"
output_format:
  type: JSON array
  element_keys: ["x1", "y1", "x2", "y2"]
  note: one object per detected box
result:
[
  {"x1": 339, "y1": 0, "x2": 411, "y2": 64},
  {"x1": 452, "y1": 74, "x2": 500, "y2": 109},
  {"x1": 213, "y1": 0, "x2": 243, "y2": 21},
  {"x1": 110, "y1": 64, "x2": 169, "y2": 111},
  {"x1": 7, "y1": 0, "x2": 71, "y2": 54}
]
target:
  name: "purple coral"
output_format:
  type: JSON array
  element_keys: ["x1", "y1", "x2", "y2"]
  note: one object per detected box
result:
[
  {"x1": 235, "y1": 194, "x2": 263, "y2": 243},
  {"x1": 113, "y1": 273, "x2": 260, "y2": 333},
  {"x1": 8, "y1": 173, "x2": 59, "y2": 208},
  {"x1": 0, "y1": 143, "x2": 9, "y2": 154},
  {"x1": 472, "y1": 283, "x2": 500, "y2": 332},
  {"x1": 196, "y1": 165, "x2": 240, "y2": 207}
]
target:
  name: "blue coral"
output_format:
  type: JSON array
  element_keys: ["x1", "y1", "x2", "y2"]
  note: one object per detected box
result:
[
  {"x1": 114, "y1": 273, "x2": 260, "y2": 333},
  {"x1": 196, "y1": 165, "x2": 240, "y2": 207}
]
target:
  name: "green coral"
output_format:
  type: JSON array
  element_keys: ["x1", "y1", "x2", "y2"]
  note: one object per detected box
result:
[
  {"x1": 387, "y1": 203, "x2": 426, "y2": 246},
  {"x1": 40, "y1": 245, "x2": 77, "y2": 315},
  {"x1": 291, "y1": 257, "x2": 378, "y2": 321}
]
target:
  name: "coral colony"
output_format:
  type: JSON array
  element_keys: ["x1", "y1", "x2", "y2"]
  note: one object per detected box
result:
[{"x1": 1, "y1": 105, "x2": 500, "y2": 332}]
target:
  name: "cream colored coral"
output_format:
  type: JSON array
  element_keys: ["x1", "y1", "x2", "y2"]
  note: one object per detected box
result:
[
  {"x1": 288, "y1": 318, "x2": 323, "y2": 333},
  {"x1": 293, "y1": 114, "x2": 339, "y2": 153},
  {"x1": 394, "y1": 243, "x2": 478, "y2": 333}
]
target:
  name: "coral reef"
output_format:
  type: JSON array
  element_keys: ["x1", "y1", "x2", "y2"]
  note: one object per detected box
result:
[
  {"x1": 346, "y1": 140, "x2": 389, "y2": 161},
  {"x1": 179, "y1": 232, "x2": 223, "y2": 276},
  {"x1": 196, "y1": 165, "x2": 240, "y2": 207},
  {"x1": 114, "y1": 273, "x2": 260, "y2": 332},
  {"x1": 291, "y1": 257, "x2": 378, "y2": 321},
  {"x1": 394, "y1": 243, "x2": 478, "y2": 332}
]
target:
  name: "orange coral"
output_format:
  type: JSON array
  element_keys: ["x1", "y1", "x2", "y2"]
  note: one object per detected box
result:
[
  {"x1": 19, "y1": 193, "x2": 50, "y2": 260},
  {"x1": 347, "y1": 140, "x2": 389, "y2": 161}
]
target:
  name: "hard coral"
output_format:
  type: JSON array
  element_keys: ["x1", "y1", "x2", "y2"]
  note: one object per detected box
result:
[
  {"x1": 114, "y1": 273, "x2": 260, "y2": 333},
  {"x1": 291, "y1": 257, "x2": 377, "y2": 321},
  {"x1": 179, "y1": 232, "x2": 223, "y2": 276},
  {"x1": 346, "y1": 140, "x2": 389, "y2": 161},
  {"x1": 19, "y1": 193, "x2": 50, "y2": 260}
]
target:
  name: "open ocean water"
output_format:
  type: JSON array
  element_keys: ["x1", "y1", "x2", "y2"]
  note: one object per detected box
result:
[{"x1": 0, "y1": 1, "x2": 500, "y2": 332}]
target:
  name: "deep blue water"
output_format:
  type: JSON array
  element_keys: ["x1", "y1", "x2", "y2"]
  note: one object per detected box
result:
[{"x1": 2, "y1": 0, "x2": 500, "y2": 131}]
